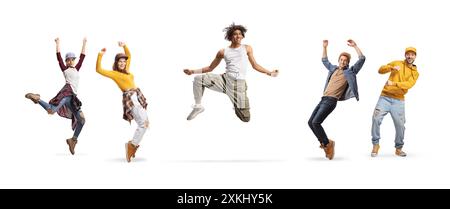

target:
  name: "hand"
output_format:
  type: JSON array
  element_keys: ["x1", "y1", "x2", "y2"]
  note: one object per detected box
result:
[
  {"x1": 347, "y1": 39, "x2": 357, "y2": 47},
  {"x1": 391, "y1": 66, "x2": 400, "y2": 71},
  {"x1": 323, "y1": 40, "x2": 328, "y2": 48},
  {"x1": 118, "y1": 41, "x2": 125, "y2": 47},
  {"x1": 268, "y1": 70, "x2": 279, "y2": 77},
  {"x1": 83, "y1": 37, "x2": 87, "y2": 44},
  {"x1": 100, "y1": 48, "x2": 106, "y2": 54},
  {"x1": 55, "y1": 37, "x2": 60, "y2": 44},
  {"x1": 386, "y1": 80, "x2": 395, "y2": 86},
  {"x1": 183, "y1": 69, "x2": 193, "y2": 75}
]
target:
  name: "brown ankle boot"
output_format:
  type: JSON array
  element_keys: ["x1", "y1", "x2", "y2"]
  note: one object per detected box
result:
[
  {"x1": 324, "y1": 140, "x2": 335, "y2": 160},
  {"x1": 66, "y1": 138, "x2": 77, "y2": 155},
  {"x1": 371, "y1": 144, "x2": 380, "y2": 157},
  {"x1": 395, "y1": 148, "x2": 407, "y2": 157},
  {"x1": 25, "y1": 93, "x2": 40, "y2": 104},
  {"x1": 132, "y1": 145, "x2": 139, "y2": 158},
  {"x1": 125, "y1": 141, "x2": 138, "y2": 162}
]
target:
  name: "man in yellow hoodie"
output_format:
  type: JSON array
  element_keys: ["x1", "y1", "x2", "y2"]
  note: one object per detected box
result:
[{"x1": 371, "y1": 47, "x2": 419, "y2": 157}]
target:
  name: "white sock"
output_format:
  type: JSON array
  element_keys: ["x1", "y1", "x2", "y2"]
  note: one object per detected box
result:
[{"x1": 193, "y1": 104, "x2": 203, "y2": 109}]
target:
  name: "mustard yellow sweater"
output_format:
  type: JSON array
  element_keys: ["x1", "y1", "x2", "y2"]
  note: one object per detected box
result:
[
  {"x1": 96, "y1": 45, "x2": 136, "y2": 92},
  {"x1": 379, "y1": 60, "x2": 419, "y2": 100}
]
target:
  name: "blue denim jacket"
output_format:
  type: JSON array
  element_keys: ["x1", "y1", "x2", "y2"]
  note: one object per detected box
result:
[{"x1": 322, "y1": 55, "x2": 366, "y2": 101}]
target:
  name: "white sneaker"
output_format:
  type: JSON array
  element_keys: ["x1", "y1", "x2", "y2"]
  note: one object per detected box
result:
[{"x1": 187, "y1": 105, "x2": 205, "y2": 120}]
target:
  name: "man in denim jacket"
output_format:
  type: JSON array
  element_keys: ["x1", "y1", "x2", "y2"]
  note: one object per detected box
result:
[{"x1": 308, "y1": 39, "x2": 366, "y2": 160}]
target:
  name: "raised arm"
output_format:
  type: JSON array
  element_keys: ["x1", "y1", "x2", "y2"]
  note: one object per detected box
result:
[
  {"x1": 347, "y1": 39, "x2": 365, "y2": 74},
  {"x1": 348, "y1": 39, "x2": 363, "y2": 57},
  {"x1": 321, "y1": 40, "x2": 335, "y2": 71},
  {"x1": 75, "y1": 37, "x2": 87, "y2": 70},
  {"x1": 55, "y1": 37, "x2": 61, "y2": 53},
  {"x1": 322, "y1": 40, "x2": 328, "y2": 59},
  {"x1": 96, "y1": 48, "x2": 115, "y2": 78},
  {"x1": 119, "y1": 41, "x2": 131, "y2": 73},
  {"x1": 183, "y1": 49, "x2": 224, "y2": 75},
  {"x1": 55, "y1": 37, "x2": 66, "y2": 71},
  {"x1": 246, "y1": 45, "x2": 278, "y2": 77},
  {"x1": 81, "y1": 37, "x2": 87, "y2": 55}
]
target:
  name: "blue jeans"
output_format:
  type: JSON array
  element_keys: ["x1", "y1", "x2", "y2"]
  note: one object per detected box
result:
[
  {"x1": 371, "y1": 96, "x2": 405, "y2": 148},
  {"x1": 38, "y1": 96, "x2": 84, "y2": 139},
  {"x1": 39, "y1": 97, "x2": 71, "y2": 113},
  {"x1": 308, "y1": 96, "x2": 338, "y2": 146}
]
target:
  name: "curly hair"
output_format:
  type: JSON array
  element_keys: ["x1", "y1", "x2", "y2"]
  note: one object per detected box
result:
[{"x1": 223, "y1": 23, "x2": 247, "y2": 41}]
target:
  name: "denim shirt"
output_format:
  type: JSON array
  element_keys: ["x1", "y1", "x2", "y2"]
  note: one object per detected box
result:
[{"x1": 322, "y1": 55, "x2": 366, "y2": 101}]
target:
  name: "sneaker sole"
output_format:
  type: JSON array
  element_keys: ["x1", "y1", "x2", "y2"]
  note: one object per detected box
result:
[{"x1": 187, "y1": 109, "x2": 205, "y2": 120}]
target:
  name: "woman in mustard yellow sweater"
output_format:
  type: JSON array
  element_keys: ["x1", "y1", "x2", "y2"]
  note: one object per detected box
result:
[{"x1": 96, "y1": 41, "x2": 149, "y2": 163}]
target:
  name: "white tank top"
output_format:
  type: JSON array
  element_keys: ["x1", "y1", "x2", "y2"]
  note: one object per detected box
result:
[
  {"x1": 64, "y1": 67, "x2": 80, "y2": 94},
  {"x1": 224, "y1": 45, "x2": 248, "y2": 80}
]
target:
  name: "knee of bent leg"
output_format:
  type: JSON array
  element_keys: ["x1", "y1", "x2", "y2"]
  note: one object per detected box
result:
[
  {"x1": 309, "y1": 117, "x2": 322, "y2": 126},
  {"x1": 308, "y1": 118, "x2": 314, "y2": 128},
  {"x1": 138, "y1": 119, "x2": 149, "y2": 129},
  {"x1": 392, "y1": 113, "x2": 405, "y2": 125},
  {"x1": 372, "y1": 109, "x2": 382, "y2": 122},
  {"x1": 79, "y1": 112, "x2": 86, "y2": 125},
  {"x1": 194, "y1": 75, "x2": 203, "y2": 83}
]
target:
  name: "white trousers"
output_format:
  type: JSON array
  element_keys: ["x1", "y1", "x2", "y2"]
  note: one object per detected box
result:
[{"x1": 130, "y1": 94, "x2": 148, "y2": 145}]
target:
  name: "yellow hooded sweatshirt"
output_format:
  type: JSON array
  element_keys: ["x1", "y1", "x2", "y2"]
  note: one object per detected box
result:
[{"x1": 379, "y1": 60, "x2": 419, "y2": 100}]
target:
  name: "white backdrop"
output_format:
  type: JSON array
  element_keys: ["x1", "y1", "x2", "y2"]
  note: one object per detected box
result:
[{"x1": 1, "y1": 0, "x2": 448, "y2": 188}]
